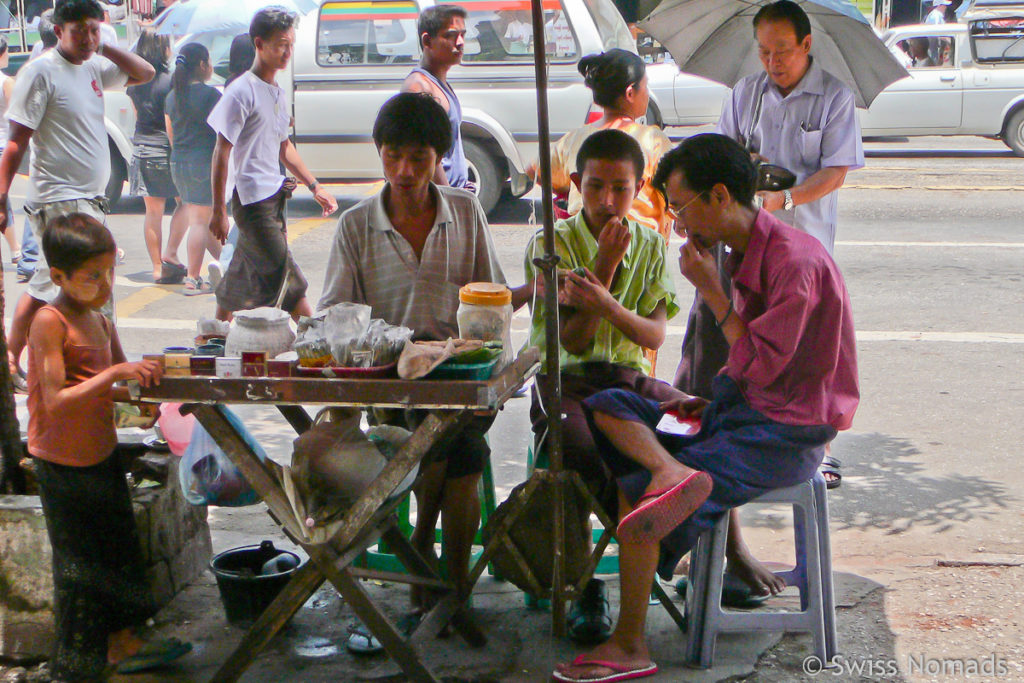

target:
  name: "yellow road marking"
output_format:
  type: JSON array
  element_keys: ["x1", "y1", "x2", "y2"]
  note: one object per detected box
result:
[
  {"x1": 287, "y1": 215, "x2": 333, "y2": 243},
  {"x1": 115, "y1": 284, "x2": 174, "y2": 318}
]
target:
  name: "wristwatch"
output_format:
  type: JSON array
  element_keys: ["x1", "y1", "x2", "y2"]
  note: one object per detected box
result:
[
  {"x1": 307, "y1": 180, "x2": 320, "y2": 192},
  {"x1": 783, "y1": 189, "x2": 794, "y2": 211}
]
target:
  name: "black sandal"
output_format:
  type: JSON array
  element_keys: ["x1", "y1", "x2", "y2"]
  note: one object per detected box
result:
[
  {"x1": 567, "y1": 578, "x2": 612, "y2": 644},
  {"x1": 820, "y1": 454, "x2": 842, "y2": 490},
  {"x1": 156, "y1": 260, "x2": 186, "y2": 285}
]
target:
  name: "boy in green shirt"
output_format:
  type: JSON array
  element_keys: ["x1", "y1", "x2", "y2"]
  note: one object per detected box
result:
[{"x1": 524, "y1": 128, "x2": 684, "y2": 642}]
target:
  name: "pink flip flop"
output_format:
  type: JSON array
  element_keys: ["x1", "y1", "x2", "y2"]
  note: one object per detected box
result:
[
  {"x1": 551, "y1": 655, "x2": 658, "y2": 682},
  {"x1": 616, "y1": 471, "x2": 713, "y2": 545}
]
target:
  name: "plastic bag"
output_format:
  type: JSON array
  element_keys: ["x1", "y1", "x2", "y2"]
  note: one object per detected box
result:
[
  {"x1": 157, "y1": 403, "x2": 195, "y2": 456},
  {"x1": 179, "y1": 407, "x2": 268, "y2": 507}
]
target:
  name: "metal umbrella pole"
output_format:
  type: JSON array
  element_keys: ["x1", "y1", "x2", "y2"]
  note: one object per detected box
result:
[{"x1": 525, "y1": 0, "x2": 569, "y2": 635}]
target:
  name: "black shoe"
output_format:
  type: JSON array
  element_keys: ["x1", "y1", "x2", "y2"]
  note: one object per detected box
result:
[{"x1": 567, "y1": 578, "x2": 612, "y2": 644}]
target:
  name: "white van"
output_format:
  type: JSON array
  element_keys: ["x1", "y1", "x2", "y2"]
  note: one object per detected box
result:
[{"x1": 105, "y1": 0, "x2": 640, "y2": 214}]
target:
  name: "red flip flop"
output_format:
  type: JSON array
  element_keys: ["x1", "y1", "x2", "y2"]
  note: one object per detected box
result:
[
  {"x1": 616, "y1": 471, "x2": 713, "y2": 545},
  {"x1": 551, "y1": 655, "x2": 658, "y2": 682}
]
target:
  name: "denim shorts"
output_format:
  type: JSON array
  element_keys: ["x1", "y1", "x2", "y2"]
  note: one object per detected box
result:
[
  {"x1": 129, "y1": 148, "x2": 177, "y2": 199},
  {"x1": 170, "y1": 157, "x2": 213, "y2": 207}
]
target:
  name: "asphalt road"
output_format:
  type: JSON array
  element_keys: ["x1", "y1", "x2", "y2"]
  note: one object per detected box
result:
[{"x1": 3, "y1": 134, "x2": 1022, "y2": 680}]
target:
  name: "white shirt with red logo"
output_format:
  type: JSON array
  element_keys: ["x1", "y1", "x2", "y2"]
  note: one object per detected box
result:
[{"x1": 7, "y1": 49, "x2": 128, "y2": 203}]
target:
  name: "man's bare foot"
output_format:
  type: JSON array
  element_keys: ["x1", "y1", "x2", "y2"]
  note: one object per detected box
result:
[
  {"x1": 554, "y1": 638, "x2": 653, "y2": 680},
  {"x1": 726, "y1": 549, "x2": 786, "y2": 597}
]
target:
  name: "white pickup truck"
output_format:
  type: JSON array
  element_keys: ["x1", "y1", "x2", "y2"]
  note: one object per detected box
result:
[{"x1": 104, "y1": 0, "x2": 643, "y2": 213}]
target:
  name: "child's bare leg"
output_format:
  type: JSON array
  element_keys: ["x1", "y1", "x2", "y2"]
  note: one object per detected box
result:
[
  {"x1": 143, "y1": 196, "x2": 166, "y2": 280},
  {"x1": 555, "y1": 489, "x2": 657, "y2": 680},
  {"x1": 591, "y1": 411, "x2": 696, "y2": 496},
  {"x1": 164, "y1": 198, "x2": 189, "y2": 264},
  {"x1": 725, "y1": 510, "x2": 786, "y2": 596}
]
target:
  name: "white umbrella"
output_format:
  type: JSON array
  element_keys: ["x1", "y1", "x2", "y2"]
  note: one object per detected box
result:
[
  {"x1": 154, "y1": 0, "x2": 320, "y2": 36},
  {"x1": 638, "y1": 0, "x2": 909, "y2": 108}
]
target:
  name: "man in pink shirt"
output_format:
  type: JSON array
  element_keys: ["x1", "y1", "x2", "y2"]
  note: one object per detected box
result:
[{"x1": 551, "y1": 133, "x2": 858, "y2": 683}]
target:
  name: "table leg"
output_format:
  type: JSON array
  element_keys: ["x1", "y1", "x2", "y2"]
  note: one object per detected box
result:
[
  {"x1": 209, "y1": 561, "x2": 325, "y2": 683},
  {"x1": 309, "y1": 552, "x2": 443, "y2": 683},
  {"x1": 380, "y1": 526, "x2": 486, "y2": 648},
  {"x1": 276, "y1": 404, "x2": 312, "y2": 434}
]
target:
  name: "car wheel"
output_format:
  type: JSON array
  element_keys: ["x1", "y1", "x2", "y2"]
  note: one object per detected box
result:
[
  {"x1": 464, "y1": 139, "x2": 502, "y2": 215},
  {"x1": 1004, "y1": 108, "x2": 1024, "y2": 157},
  {"x1": 105, "y1": 141, "x2": 126, "y2": 207}
]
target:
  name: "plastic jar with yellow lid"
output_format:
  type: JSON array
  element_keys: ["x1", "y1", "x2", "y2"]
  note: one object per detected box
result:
[{"x1": 457, "y1": 282, "x2": 513, "y2": 370}]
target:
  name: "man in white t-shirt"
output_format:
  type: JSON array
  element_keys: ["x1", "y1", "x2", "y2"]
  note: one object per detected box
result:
[
  {"x1": 0, "y1": 0, "x2": 154, "y2": 383},
  {"x1": 207, "y1": 7, "x2": 337, "y2": 320}
]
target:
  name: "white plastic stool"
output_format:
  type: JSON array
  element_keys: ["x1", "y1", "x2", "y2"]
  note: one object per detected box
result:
[{"x1": 684, "y1": 471, "x2": 836, "y2": 668}]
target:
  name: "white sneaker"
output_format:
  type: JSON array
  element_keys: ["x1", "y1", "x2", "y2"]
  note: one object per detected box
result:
[{"x1": 207, "y1": 262, "x2": 222, "y2": 289}]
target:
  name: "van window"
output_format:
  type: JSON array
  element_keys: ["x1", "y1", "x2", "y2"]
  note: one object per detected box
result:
[
  {"x1": 460, "y1": 0, "x2": 578, "y2": 63},
  {"x1": 316, "y1": 0, "x2": 420, "y2": 66},
  {"x1": 582, "y1": 0, "x2": 635, "y2": 51},
  {"x1": 896, "y1": 35, "x2": 956, "y2": 68}
]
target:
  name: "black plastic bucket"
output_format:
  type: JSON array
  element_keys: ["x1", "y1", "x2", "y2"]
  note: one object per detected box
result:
[{"x1": 210, "y1": 540, "x2": 302, "y2": 624}]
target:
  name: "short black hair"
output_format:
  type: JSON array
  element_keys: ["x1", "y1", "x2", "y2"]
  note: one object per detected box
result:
[
  {"x1": 39, "y1": 10, "x2": 58, "y2": 49},
  {"x1": 373, "y1": 92, "x2": 452, "y2": 157},
  {"x1": 653, "y1": 134, "x2": 757, "y2": 208},
  {"x1": 42, "y1": 213, "x2": 116, "y2": 275},
  {"x1": 418, "y1": 4, "x2": 466, "y2": 43},
  {"x1": 753, "y1": 0, "x2": 812, "y2": 43},
  {"x1": 578, "y1": 49, "x2": 646, "y2": 108},
  {"x1": 575, "y1": 128, "x2": 644, "y2": 181},
  {"x1": 53, "y1": 0, "x2": 104, "y2": 25},
  {"x1": 250, "y1": 6, "x2": 297, "y2": 42},
  {"x1": 0, "y1": 35, "x2": 7, "y2": 58}
]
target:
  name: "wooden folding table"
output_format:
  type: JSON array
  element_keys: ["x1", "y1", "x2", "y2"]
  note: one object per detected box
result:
[{"x1": 132, "y1": 349, "x2": 540, "y2": 682}]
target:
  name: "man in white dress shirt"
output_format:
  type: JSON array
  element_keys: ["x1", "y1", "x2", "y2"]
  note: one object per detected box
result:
[
  {"x1": 675, "y1": 1, "x2": 859, "y2": 559},
  {"x1": 717, "y1": 0, "x2": 863, "y2": 253}
]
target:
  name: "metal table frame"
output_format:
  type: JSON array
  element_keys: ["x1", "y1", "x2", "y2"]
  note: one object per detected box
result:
[{"x1": 133, "y1": 349, "x2": 540, "y2": 683}]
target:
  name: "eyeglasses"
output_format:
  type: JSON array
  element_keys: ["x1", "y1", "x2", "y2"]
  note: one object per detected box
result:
[{"x1": 667, "y1": 191, "x2": 706, "y2": 224}]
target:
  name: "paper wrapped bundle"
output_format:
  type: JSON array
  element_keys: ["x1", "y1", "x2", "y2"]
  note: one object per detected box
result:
[{"x1": 397, "y1": 339, "x2": 484, "y2": 379}]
